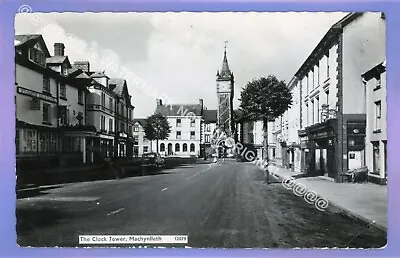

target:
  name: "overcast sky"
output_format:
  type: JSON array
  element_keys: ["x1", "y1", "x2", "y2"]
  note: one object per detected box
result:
[{"x1": 15, "y1": 12, "x2": 347, "y2": 117}]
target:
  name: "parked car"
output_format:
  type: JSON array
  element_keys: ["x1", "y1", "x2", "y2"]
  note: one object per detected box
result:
[{"x1": 141, "y1": 152, "x2": 165, "y2": 168}]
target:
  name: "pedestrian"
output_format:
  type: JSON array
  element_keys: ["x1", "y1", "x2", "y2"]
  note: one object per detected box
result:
[{"x1": 264, "y1": 161, "x2": 270, "y2": 184}]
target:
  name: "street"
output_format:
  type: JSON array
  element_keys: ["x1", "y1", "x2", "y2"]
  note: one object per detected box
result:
[{"x1": 17, "y1": 161, "x2": 386, "y2": 248}]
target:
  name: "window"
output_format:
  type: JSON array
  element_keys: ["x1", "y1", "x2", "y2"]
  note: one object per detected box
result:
[
  {"x1": 205, "y1": 123, "x2": 211, "y2": 132},
  {"x1": 60, "y1": 84, "x2": 66, "y2": 99},
  {"x1": 43, "y1": 77, "x2": 50, "y2": 94},
  {"x1": 316, "y1": 97, "x2": 320, "y2": 123},
  {"x1": 326, "y1": 52, "x2": 330, "y2": 78},
  {"x1": 175, "y1": 143, "x2": 180, "y2": 152},
  {"x1": 326, "y1": 90, "x2": 329, "y2": 106},
  {"x1": 134, "y1": 124, "x2": 139, "y2": 132},
  {"x1": 62, "y1": 64, "x2": 68, "y2": 76},
  {"x1": 384, "y1": 141, "x2": 387, "y2": 174},
  {"x1": 23, "y1": 129, "x2": 38, "y2": 153},
  {"x1": 306, "y1": 75, "x2": 309, "y2": 94},
  {"x1": 375, "y1": 101, "x2": 382, "y2": 131},
  {"x1": 305, "y1": 103, "x2": 309, "y2": 127},
  {"x1": 190, "y1": 131, "x2": 195, "y2": 139},
  {"x1": 120, "y1": 122, "x2": 125, "y2": 132},
  {"x1": 101, "y1": 115, "x2": 105, "y2": 130},
  {"x1": 42, "y1": 103, "x2": 51, "y2": 123},
  {"x1": 183, "y1": 143, "x2": 188, "y2": 152},
  {"x1": 376, "y1": 74, "x2": 382, "y2": 89},
  {"x1": 176, "y1": 118, "x2": 181, "y2": 127},
  {"x1": 28, "y1": 47, "x2": 45, "y2": 66},
  {"x1": 311, "y1": 100, "x2": 314, "y2": 125},
  {"x1": 190, "y1": 119, "x2": 195, "y2": 127},
  {"x1": 205, "y1": 135, "x2": 210, "y2": 143},
  {"x1": 143, "y1": 146, "x2": 149, "y2": 153},
  {"x1": 109, "y1": 97, "x2": 113, "y2": 111},
  {"x1": 78, "y1": 90, "x2": 83, "y2": 104},
  {"x1": 176, "y1": 131, "x2": 181, "y2": 139},
  {"x1": 311, "y1": 69, "x2": 315, "y2": 89},
  {"x1": 109, "y1": 118, "x2": 113, "y2": 132},
  {"x1": 101, "y1": 93, "x2": 105, "y2": 107},
  {"x1": 160, "y1": 143, "x2": 165, "y2": 152},
  {"x1": 133, "y1": 136, "x2": 139, "y2": 145},
  {"x1": 316, "y1": 64, "x2": 320, "y2": 86},
  {"x1": 190, "y1": 143, "x2": 195, "y2": 152},
  {"x1": 272, "y1": 148, "x2": 276, "y2": 159},
  {"x1": 372, "y1": 141, "x2": 380, "y2": 174}
]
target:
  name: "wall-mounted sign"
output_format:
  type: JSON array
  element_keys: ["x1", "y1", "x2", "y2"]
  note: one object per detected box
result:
[{"x1": 17, "y1": 87, "x2": 56, "y2": 103}]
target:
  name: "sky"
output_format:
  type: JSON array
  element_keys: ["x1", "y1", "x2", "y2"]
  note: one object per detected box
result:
[{"x1": 15, "y1": 12, "x2": 347, "y2": 117}]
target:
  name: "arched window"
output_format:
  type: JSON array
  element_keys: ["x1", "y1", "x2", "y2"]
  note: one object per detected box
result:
[
  {"x1": 183, "y1": 143, "x2": 188, "y2": 152},
  {"x1": 160, "y1": 143, "x2": 165, "y2": 152},
  {"x1": 190, "y1": 143, "x2": 195, "y2": 152},
  {"x1": 175, "y1": 143, "x2": 180, "y2": 152}
]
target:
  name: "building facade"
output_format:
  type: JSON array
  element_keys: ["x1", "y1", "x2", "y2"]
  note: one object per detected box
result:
[
  {"x1": 362, "y1": 61, "x2": 387, "y2": 184},
  {"x1": 153, "y1": 99, "x2": 203, "y2": 157},
  {"x1": 15, "y1": 35, "x2": 95, "y2": 168},
  {"x1": 288, "y1": 12, "x2": 385, "y2": 182},
  {"x1": 132, "y1": 119, "x2": 152, "y2": 156}
]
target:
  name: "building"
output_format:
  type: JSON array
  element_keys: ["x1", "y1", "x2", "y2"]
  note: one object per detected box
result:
[
  {"x1": 15, "y1": 35, "x2": 96, "y2": 169},
  {"x1": 201, "y1": 109, "x2": 217, "y2": 157},
  {"x1": 292, "y1": 12, "x2": 386, "y2": 182},
  {"x1": 132, "y1": 119, "x2": 152, "y2": 156},
  {"x1": 153, "y1": 99, "x2": 203, "y2": 157},
  {"x1": 362, "y1": 60, "x2": 387, "y2": 184}
]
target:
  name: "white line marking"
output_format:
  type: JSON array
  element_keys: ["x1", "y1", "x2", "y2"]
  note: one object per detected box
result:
[
  {"x1": 107, "y1": 208, "x2": 125, "y2": 216},
  {"x1": 161, "y1": 187, "x2": 168, "y2": 191},
  {"x1": 186, "y1": 167, "x2": 212, "y2": 181}
]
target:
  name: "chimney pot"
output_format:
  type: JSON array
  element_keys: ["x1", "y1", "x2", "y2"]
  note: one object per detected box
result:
[
  {"x1": 199, "y1": 99, "x2": 203, "y2": 108},
  {"x1": 156, "y1": 99, "x2": 162, "y2": 107}
]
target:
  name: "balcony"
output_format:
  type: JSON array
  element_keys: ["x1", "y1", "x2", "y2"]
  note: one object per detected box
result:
[{"x1": 320, "y1": 104, "x2": 337, "y2": 122}]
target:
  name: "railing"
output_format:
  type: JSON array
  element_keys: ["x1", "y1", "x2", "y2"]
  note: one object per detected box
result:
[{"x1": 321, "y1": 105, "x2": 337, "y2": 122}]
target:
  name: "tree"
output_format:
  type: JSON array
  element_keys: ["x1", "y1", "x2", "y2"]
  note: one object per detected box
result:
[
  {"x1": 239, "y1": 75, "x2": 292, "y2": 183},
  {"x1": 144, "y1": 114, "x2": 171, "y2": 153}
]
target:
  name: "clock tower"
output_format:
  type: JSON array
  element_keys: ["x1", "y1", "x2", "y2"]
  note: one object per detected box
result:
[{"x1": 216, "y1": 45, "x2": 234, "y2": 138}]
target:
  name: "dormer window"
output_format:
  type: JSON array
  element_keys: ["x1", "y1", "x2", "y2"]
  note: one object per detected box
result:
[
  {"x1": 62, "y1": 64, "x2": 68, "y2": 76},
  {"x1": 28, "y1": 44, "x2": 45, "y2": 66}
]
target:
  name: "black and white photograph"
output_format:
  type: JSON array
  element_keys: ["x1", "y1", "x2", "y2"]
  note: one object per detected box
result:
[{"x1": 15, "y1": 11, "x2": 387, "y2": 248}]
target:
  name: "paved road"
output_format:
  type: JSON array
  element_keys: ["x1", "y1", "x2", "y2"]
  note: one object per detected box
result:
[{"x1": 16, "y1": 160, "x2": 386, "y2": 248}]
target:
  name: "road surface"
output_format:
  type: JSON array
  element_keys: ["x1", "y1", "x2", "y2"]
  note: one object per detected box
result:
[{"x1": 16, "y1": 160, "x2": 386, "y2": 248}]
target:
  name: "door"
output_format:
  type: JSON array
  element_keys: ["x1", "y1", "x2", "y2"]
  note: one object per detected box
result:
[{"x1": 168, "y1": 143, "x2": 173, "y2": 156}]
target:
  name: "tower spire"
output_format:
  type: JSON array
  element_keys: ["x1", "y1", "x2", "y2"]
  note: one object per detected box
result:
[{"x1": 220, "y1": 41, "x2": 231, "y2": 78}]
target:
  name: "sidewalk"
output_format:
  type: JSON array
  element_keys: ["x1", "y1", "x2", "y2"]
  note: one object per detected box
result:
[{"x1": 267, "y1": 165, "x2": 387, "y2": 231}]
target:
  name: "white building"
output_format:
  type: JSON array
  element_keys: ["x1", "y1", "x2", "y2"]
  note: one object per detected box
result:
[
  {"x1": 132, "y1": 119, "x2": 152, "y2": 156},
  {"x1": 362, "y1": 61, "x2": 387, "y2": 184},
  {"x1": 15, "y1": 35, "x2": 94, "y2": 167},
  {"x1": 153, "y1": 99, "x2": 203, "y2": 157}
]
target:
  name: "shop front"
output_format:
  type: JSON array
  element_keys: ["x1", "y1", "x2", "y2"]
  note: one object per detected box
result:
[{"x1": 303, "y1": 119, "x2": 337, "y2": 179}]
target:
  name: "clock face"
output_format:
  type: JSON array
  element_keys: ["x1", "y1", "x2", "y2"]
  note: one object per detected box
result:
[{"x1": 218, "y1": 81, "x2": 230, "y2": 92}]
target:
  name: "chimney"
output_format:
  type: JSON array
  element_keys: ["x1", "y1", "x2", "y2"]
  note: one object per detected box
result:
[
  {"x1": 74, "y1": 61, "x2": 90, "y2": 73},
  {"x1": 199, "y1": 99, "x2": 203, "y2": 108},
  {"x1": 54, "y1": 43, "x2": 65, "y2": 56},
  {"x1": 156, "y1": 99, "x2": 162, "y2": 107}
]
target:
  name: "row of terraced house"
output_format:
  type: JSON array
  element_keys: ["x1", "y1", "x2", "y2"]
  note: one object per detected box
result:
[
  {"x1": 268, "y1": 12, "x2": 387, "y2": 184},
  {"x1": 15, "y1": 34, "x2": 136, "y2": 169}
]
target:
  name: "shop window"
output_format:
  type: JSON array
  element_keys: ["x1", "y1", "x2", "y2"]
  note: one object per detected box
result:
[
  {"x1": 190, "y1": 143, "x2": 195, "y2": 152},
  {"x1": 160, "y1": 143, "x2": 165, "y2": 152},
  {"x1": 372, "y1": 141, "x2": 380, "y2": 174},
  {"x1": 175, "y1": 143, "x2": 180, "y2": 152}
]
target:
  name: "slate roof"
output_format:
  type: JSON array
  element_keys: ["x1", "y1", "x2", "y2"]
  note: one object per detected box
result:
[
  {"x1": 202, "y1": 110, "x2": 217, "y2": 123},
  {"x1": 15, "y1": 34, "x2": 41, "y2": 47},
  {"x1": 133, "y1": 118, "x2": 147, "y2": 128},
  {"x1": 46, "y1": 56, "x2": 68, "y2": 64},
  {"x1": 90, "y1": 71, "x2": 109, "y2": 78},
  {"x1": 109, "y1": 78, "x2": 126, "y2": 96},
  {"x1": 155, "y1": 103, "x2": 203, "y2": 117}
]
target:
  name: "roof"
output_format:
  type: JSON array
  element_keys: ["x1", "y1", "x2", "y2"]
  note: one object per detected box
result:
[
  {"x1": 217, "y1": 49, "x2": 233, "y2": 80},
  {"x1": 361, "y1": 60, "x2": 386, "y2": 81},
  {"x1": 109, "y1": 78, "x2": 126, "y2": 96},
  {"x1": 202, "y1": 110, "x2": 217, "y2": 122},
  {"x1": 155, "y1": 103, "x2": 203, "y2": 117},
  {"x1": 90, "y1": 71, "x2": 109, "y2": 79},
  {"x1": 14, "y1": 34, "x2": 51, "y2": 57},
  {"x1": 46, "y1": 56, "x2": 68, "y2": 64},
  {"x1": 295, "y1": 12, "x2": 363, "y2": 78},
  {"x1": 133, "y1": 118, "x2": 147, "y2": 128}
]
